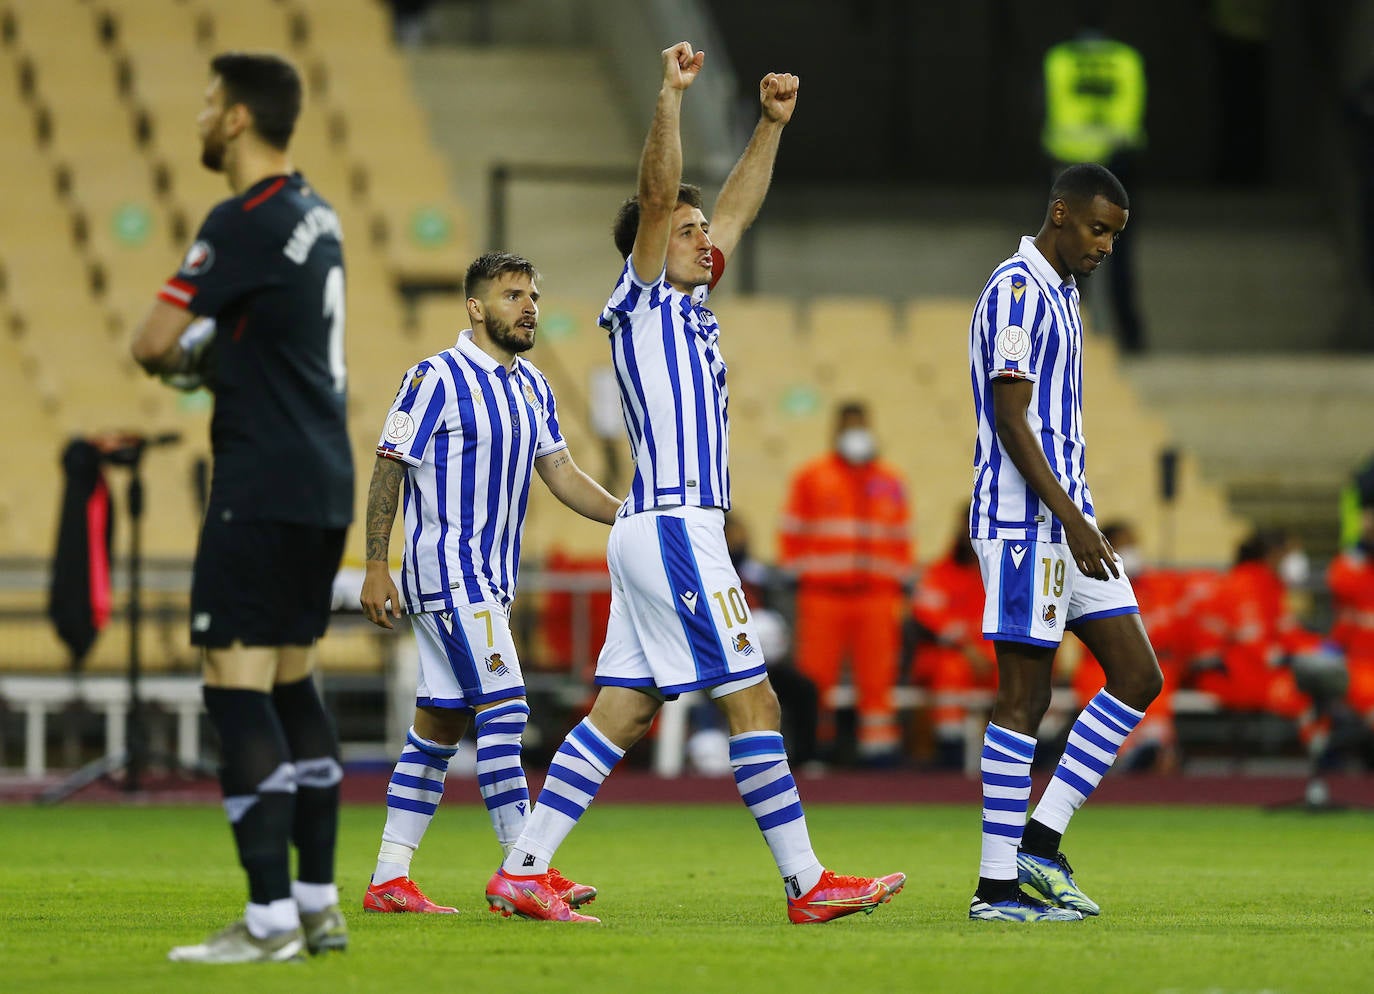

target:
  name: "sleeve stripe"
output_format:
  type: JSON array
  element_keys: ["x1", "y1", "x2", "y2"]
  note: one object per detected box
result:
[{"x1": 159, "y1": 280, "x2": 196, "y2": 305}]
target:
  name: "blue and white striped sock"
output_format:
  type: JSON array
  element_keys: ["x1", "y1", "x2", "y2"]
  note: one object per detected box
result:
[
  {"x1": 1032, "y1": 689, "x2": 1144, "y2": 833},
  {"x1": 978, "y1": 723, "x2": 1037, "y2": 881},
  {"x1": 502, "y1": 718, "x2": 623, "y2": 876},
  {"x1": 730, "y1": 731, "x2": 822, "y2": 896},
  {"x1": 474, "y1": 700, "x2": 532, "y2": 855},
  {"x1": 373, "y1": 727, "x2": 457, "y2": 884}
]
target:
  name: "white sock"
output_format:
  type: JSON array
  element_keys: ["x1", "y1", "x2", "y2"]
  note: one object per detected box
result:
[
  {"x1": 372, "y1": 727, "x2": 457, "y2": 884},
  {"x1": 474, "y1": 700, "x2": 532, "y2": 852},
  {"x1": 978, "y1": 723, "x2": 1036, "y2": 882},
  {"x1": 501, "y1": 718, "x2": 623, "y2": 876},
  {"x1": 729, "y1": 731, "x2": 822, "y2": 897},
  {"x1": 244, "y1": 897, "x2": 299, "y2": 938},
  {"x1": 291, "y1": 880, "x2": 338, "y2": 914},
  {"x1": 1031, "y1": 689, "x2": 1144, "y2": 833}
]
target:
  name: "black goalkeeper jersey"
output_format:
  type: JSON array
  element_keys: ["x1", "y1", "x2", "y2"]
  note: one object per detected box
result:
[{"x1": 159, "y1": 172, "x2": 353, "y2": 528}]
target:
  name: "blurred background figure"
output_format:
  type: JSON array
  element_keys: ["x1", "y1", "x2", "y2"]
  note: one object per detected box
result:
[
  {"x1": 778, "y1": 401, "x2": 913, "y2": 765},
  {"x1": 1324, "y1": 506, "x2": 1374, "y2": 766},
  {"x1": 1041, "y1": 8, "x2": 1148, "y2": 352},
  {"x1": 1190, "y1": 527, "x2": 1329, "y2": 753},
  {"x1": 909, "y1": 504, "x2": 993, "y2": 770}
]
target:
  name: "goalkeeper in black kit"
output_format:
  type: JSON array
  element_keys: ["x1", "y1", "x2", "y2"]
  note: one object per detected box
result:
[{"x1": 131, "y1": 51, "x2": 353, "y2": 964}]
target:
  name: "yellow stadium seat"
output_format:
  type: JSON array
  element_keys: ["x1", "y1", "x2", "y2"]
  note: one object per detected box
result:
[
  {"x1": 192, "y1": 0, "x2": 293, "y2": 54},
  {"x1": 288, "y1": 0, "x2": 393, "y2": 52}
]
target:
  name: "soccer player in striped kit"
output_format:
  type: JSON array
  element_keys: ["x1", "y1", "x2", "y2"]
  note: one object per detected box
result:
[
  {"x1": 966, "y1": 164, "x2": 1163, "y2": 922},
  {"x1": 484, "y1": 42, "x2": 905, "y2": 925},
  {"x1": 358, "y1": 252, "x2": 621, "y2": 915}
]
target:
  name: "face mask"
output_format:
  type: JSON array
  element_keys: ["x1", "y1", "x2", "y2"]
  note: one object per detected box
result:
[
  {"x1": 1278, "y1": 549, "x2": 1310, "y2": 588},
  {"x1": 836, "y1": 427, "x2": 877, "y2": 464},
  {"x1": 1117, "y1": 547, "x2": 1144, "y2": 577}
]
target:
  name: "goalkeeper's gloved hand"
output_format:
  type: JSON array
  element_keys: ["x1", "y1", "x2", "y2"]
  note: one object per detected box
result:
[{"x1": 160, "y1": 317, "x2": 216, "y2": 391}]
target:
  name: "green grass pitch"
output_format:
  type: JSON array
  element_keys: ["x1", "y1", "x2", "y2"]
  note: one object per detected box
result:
[{"x1": 3, "y1": 802, "x2": 1370, "y2": 993}]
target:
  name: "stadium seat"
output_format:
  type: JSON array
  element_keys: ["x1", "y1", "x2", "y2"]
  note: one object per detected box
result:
[{"x1": 191, "y1": 0, "x2": 293, "y2": 54}]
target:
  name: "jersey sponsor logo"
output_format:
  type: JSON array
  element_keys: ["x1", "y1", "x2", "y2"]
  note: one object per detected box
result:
[
  {"x1": 1043, "y1": 604, "x2": 1058, "y2": 628},
  {"x1": 995, "y1": 324, "x2": 1031, "y2": 363},
  {"x1": 732, "y1": 632, "x2": 755, "y2": 656},
  {"x1": 679, "y1": 590, "x2": 698, "y2": 613},
  {"x1": 1009, "y1": 545, "x2": 1028, "y2": 570},
  {"x1": 179, "y1": 240, "x2": 215, "y2": 276},
  {"x1": 384, "y1": 411, "x2": 417, "y2": 446},
  {"x1": 485, "y1": 652, "x2": 511, "y2": 677}
]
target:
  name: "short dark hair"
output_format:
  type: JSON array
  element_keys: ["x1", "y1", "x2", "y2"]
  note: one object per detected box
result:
[
  {"x1": 210, "y1": 52, "x2": 302, "y2": 150},
  {"x1": 611, "y1": 184, "x2": 704, "y2": 260},
  {"x1": 464, "y1": 251, "x2": 539, "y2": 300},
  {"x1": 1049, "y1": 162, "x2": 1129, "y2": 211}
]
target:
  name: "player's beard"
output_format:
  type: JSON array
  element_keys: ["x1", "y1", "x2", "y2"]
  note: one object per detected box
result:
[
  {"x1": 200, "y1": 126, "x2": 227, "y2": 172},
  {"x1": 487, "y1": 313, "x2": 536, "y2": 354}
]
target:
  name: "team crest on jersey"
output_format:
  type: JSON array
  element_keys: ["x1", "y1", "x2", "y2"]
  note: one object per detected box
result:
[
  {"x1": 521, "y1": 380, "x2": 539, "y2": 409},
  {"x1": 485, "y1": 652, "x2": 510, "y2": 677},
  {"x1": 995, "y1": 324, "x2": 1031, "y2": 363},
  {"x1": 732, "y1": 633, "x2": 755, "y2": 656},
  {"x1": 179, "y1": 240, "x2": 214, "y2": 276},
  {"x1": 384, "y1": 411, "x2": 416, "y2": 445},
  {"x1": 1042, "y1": 604, "x2": 1057, "y2": 628}
]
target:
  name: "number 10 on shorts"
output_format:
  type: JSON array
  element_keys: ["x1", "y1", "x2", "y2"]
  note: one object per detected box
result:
[{"x1": 711, "y1": 587, "x2": 749, "y2": 627}]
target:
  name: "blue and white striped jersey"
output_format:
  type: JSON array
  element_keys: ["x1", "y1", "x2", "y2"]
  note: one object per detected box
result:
[
  {"x1": 599, "y1": 261, "x2": 730, "y2": 516},
  {"x1": 969, "y1": 236, "x2": 1095, "y2": 543},
  {"x1": 376, "y1": 330, "x2": 566, "y2": 613}
]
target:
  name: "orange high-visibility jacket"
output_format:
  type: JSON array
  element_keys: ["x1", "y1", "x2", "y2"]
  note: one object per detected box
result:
[{"x1": 778, "y1": 453, "x2": 913, "y2": 591}]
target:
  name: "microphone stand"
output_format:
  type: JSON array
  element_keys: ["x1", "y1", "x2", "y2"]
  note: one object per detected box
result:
[{"x1": 40, "y1": 433, "x2": 208, "y2": 803}]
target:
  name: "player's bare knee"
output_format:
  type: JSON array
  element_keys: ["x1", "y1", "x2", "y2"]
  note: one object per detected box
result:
[{"x1": 415, "y1": 705, "x2": 468, "y2": 746}]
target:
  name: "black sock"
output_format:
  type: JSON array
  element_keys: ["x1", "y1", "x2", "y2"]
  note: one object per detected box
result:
[
  {"x1": 1020, "y1": 818, "x2": 1062, "y2": 858},
  {"x1": 976, "y1": 877, "x2": 1020, "y2": 903},
  {"x1": 203, "y1": 686, "x2": 294, "y2": 905},
  {"x1": 272, "y1": 675, "x2": 342, "y2": 885}
]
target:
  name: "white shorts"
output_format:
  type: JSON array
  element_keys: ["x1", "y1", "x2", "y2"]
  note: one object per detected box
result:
[
  {"x1": 409, "y1": 602, "x2": 525, "y2": 709},
  {"x1": 974, "y1": 538, "x2": 1138, "y2": 648},
  {"x1": 594, "y1": 506, "x2": 769, "y2": 700}
]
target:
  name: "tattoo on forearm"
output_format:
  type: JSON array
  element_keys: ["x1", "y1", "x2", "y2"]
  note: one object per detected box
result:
[
  {"x1": 548, "y1": 453, "x2": 570, "y2": 472},
  {"x1": 365, "y1": 457, "x2": 406, "y2": 562}
]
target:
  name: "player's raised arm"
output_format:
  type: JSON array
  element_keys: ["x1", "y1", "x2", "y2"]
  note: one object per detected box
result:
[
  {"x1": 535, "y1": 448, "x2": 622, "y2": 524},
  {"x1": 708, "y1": 71, "x2": 799, "y2": 263},
  {"x1": 630, "y1": 42, "x2": 704, "y2": 284},
  {"x1": 359, "y1": 454, "x2": 406, "y2": 628}
]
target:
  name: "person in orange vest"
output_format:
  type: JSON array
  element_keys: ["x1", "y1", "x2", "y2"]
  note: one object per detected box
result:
[
  {"x1": 1325, "y1": 507, "x2": 1374, "y2": 747},
  {"x1": 778, "y1": 401, "x2": 913, "y2": 764},
  {"x1": 1191, "y1": 528, "x2": 1321, "y2": 732},
  {"x1": 910, "y1": 506, "x2": 994, "y2": 769}
]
